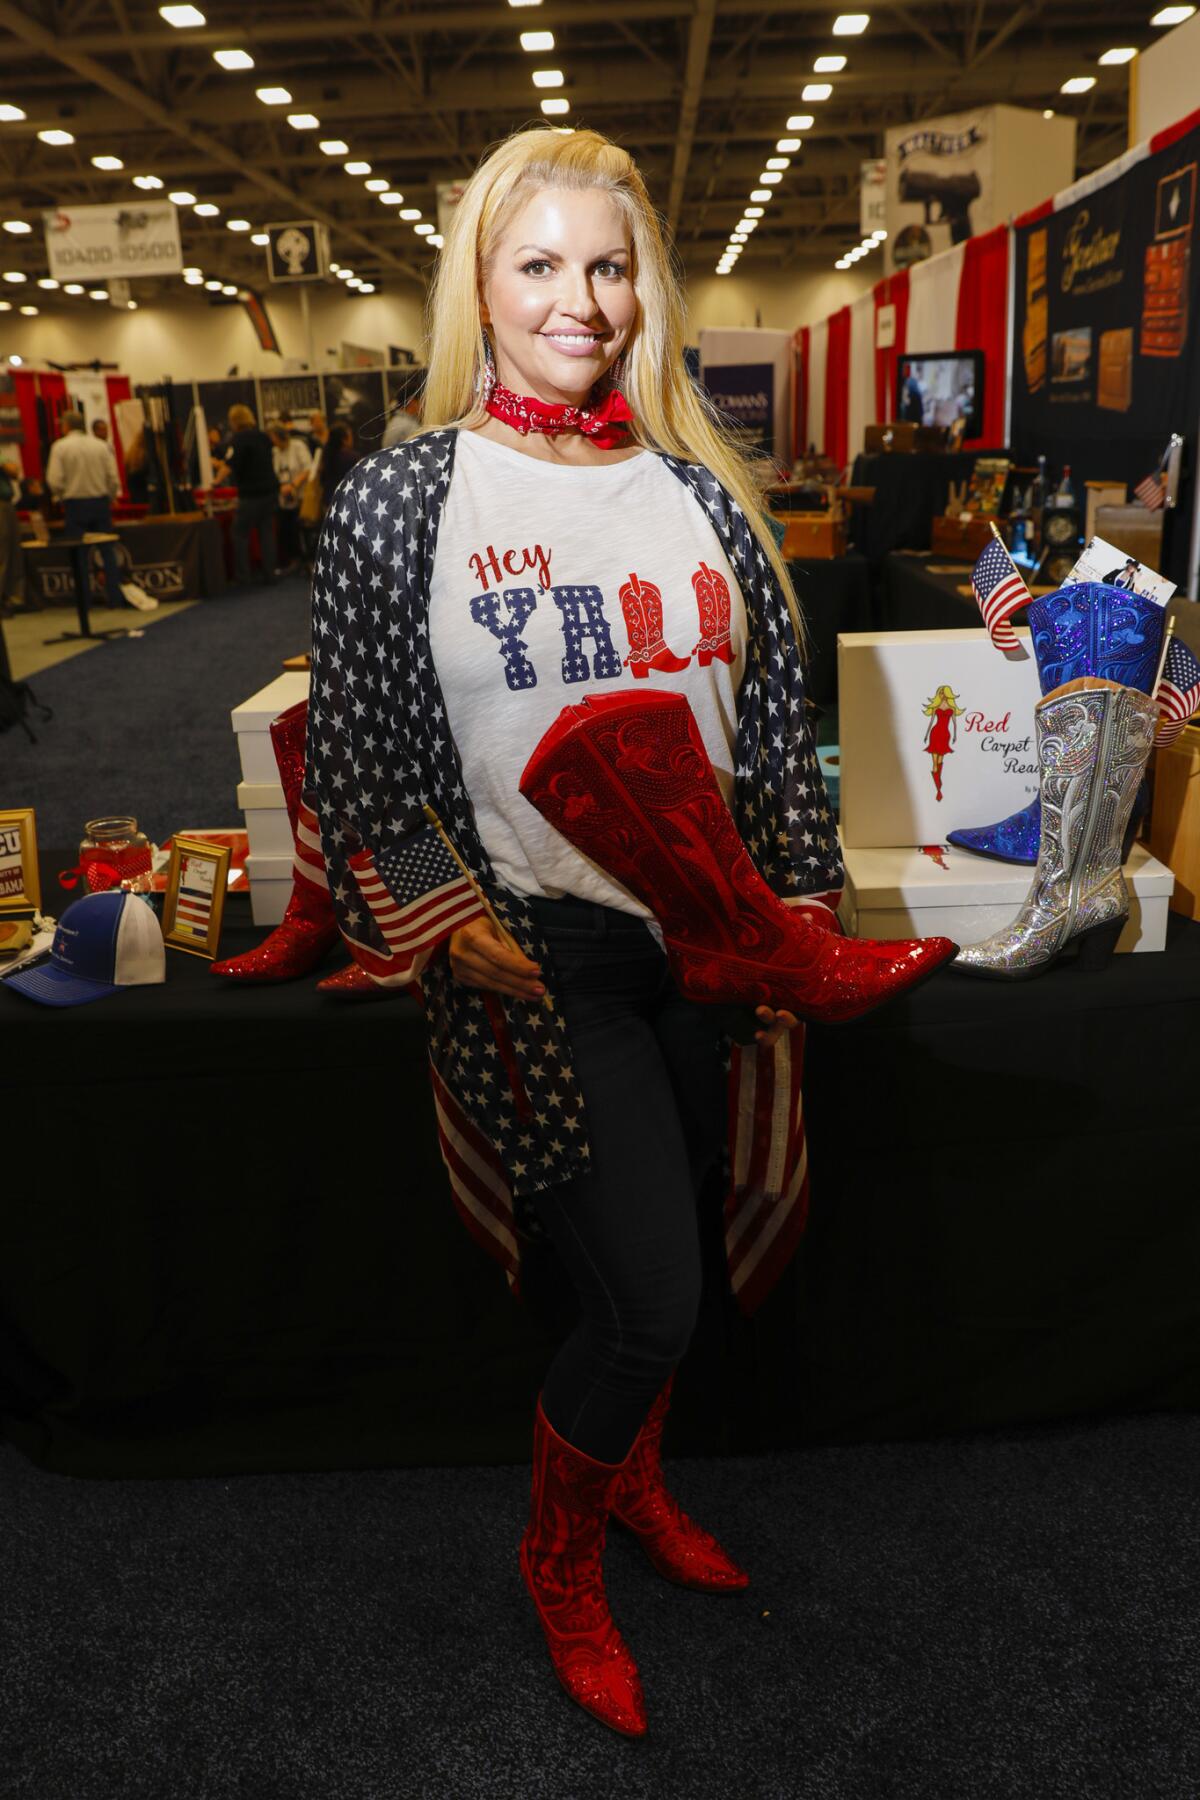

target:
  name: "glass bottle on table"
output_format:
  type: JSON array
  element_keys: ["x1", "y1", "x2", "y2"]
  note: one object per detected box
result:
[{"x1": 79, "y1": 816, "x2": 154, "y2": 894}]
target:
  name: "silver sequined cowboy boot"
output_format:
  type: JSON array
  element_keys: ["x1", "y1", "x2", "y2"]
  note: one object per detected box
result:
[{"x1": 953, "y1": 677, "x2": 1157, "y2": 980}]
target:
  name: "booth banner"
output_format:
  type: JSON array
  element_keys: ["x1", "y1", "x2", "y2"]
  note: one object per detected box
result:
[
  {"x1": 0, "y1": 372, "x2": 22, "y2": 442},
  {"x1": 885, "y1": 109, "x2": 990, "y2": 270},
  {"x1": 860, "y1": 160, "x2": 887, "y2": 239},
  {"x1": 698, "y1": 328, "x2": 793, "y2": 463},
  {"x1": 704, "y1": 363, "x2": 775, "y2": 455},
  {"x1": 43, "y1": 202, "x2": 182, "y2": 280},
  {"x1": 265, "y1": 222, "x2": 327, "y2": 283},
  {"x1": 260, "y1": 376, "x2": 321, "y2": 427},
  {"x1": 27, "y1": 518, "x2": 224, "y2": 604}
]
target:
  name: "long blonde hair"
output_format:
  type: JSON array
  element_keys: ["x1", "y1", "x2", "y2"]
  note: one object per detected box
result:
[
  {"x1": 422, "y1": 125, "x2": 806, "y2": 648},
  {"x1": 923, "y1": 684, "x2": 965, "y2": 716}
]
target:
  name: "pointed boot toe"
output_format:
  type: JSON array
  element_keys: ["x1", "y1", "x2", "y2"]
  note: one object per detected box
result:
[{"x1": 947, "y1": 798, "x2": 1041, "y2": 865}]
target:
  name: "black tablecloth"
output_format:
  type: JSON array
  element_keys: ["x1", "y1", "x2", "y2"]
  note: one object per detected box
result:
[
  {"x1": 876, "y1": 550, "x2": 1034, "y2": 635},
  {"x1": 850, "y1": 451, "x2": 980, "y2": 561},
  {"x1": 23, "y1": 515, "x2": 227, "y2": 605},
  {"x1": 2, "y1": 879, "x2": 1197, "y2": 1478},
  {"x1": 788, "y1": 553, "x2": 873, "y2": 706}
]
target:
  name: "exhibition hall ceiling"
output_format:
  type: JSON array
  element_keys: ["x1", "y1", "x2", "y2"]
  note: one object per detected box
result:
[{"x1": 0, "y1": 0, "x2": 1175, "y2": 301}]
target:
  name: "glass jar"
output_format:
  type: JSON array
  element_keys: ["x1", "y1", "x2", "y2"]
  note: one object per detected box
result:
[{"x1": 79, "y1": 816, "x2": 154, "y2": 894}]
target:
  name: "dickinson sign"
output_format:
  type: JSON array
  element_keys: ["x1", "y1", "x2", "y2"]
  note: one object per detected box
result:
[{"x1": 43, "y1": 202, "x2": 183, "y2": 280}]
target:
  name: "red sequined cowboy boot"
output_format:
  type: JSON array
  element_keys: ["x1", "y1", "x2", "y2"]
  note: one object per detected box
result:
[
  {"x1": 692, "y1": 561, "x2": 735, "y2": 668},
  {"x1": 315, "y1": 962, "x2": 389, "y2": 996},
  {"x1": 611, "y1": 1375, "x2": 748, "y2": 1592},
  {"x1": 519, "y1": 1394, "x2": 647, "y2": 1739},
  {"x1": 619, "y1": 572, "x2": 690, "y2": 678},
  {"x1": 519, "y1": 690, "x2": 957, "y2": 1025},
  {"x1": 211, "y1": 698, "x2": 340, "y2": 983}
]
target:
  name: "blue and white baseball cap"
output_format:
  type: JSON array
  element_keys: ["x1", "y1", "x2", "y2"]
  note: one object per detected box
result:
[{"x1": 3, "y1": 890, "x2": 165, "y2": 1007}]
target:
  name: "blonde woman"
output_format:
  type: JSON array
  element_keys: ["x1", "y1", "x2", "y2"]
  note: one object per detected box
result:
[
  {"x1": 306, "y1": 126, "x2": 949, "y2": 1738},
  {"x1": 922, "y1": 683, "x2": 965, "y2": 802}
]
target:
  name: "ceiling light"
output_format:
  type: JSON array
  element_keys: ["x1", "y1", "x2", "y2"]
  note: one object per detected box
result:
[
  {"x1": 0, "y1": 105, "x2": 27, "y2": 122},
  {"x1": 776, "y1": 138, "x2": 801, "y2": 153},
  {"x1": 288, "y1": 113, "x2": 320, "y2": 129},
  {"x1": 759, "y1": 171, "x2": 783, "y2": 185},
  {"x1": 802, "y1": 83, "x2": 833, "y2": 101},
  {"x1": 133, "y1": 175, "x2": 164, "y2": 190},
  {"x1": 91, "y1": 154, "x2": 123, "y2": 171},
  {"x1": 365, "y1": 177, "x2": 389, "y2": 191},
  {"x1": 398, "y1": 208, "x2": 421, "y2": 221},
  {"x1": 319, "y1": 140, "x2": 349, "y2": 155},
  {"x1": 345, "y1": 277, "x2": 362, "y2": 288},
  {"x1": 204, "y1": 278, "x2": 222, "y2": 290},
  {"x1": 1098, "y1": 47, "x2": 1137, "y2": 63},
  {"x1": 1060, "y1": 76, "x2": 1096, "y2": 93},
  {"x1": 19, "y1": 304, "x2": 37, "y2": 315},
  {"x1": 540, "y1": 97, "x2": 570, "y2": 115},
  {"x1": 872, "y1": 228, "x2": 887, "y2": 240},
  {"x1": 345, "y1": 160, "x2": 371, "y2": 175},
  {"x1": 716, "y1": 266, "x2": 732, "y2": 276},
  {"x1": 380, "y1": 191, "x2": 404, "y2": 204},
  {"x1": 37, "y1": 277, "x2": 59, "y2": 288},
  {"x1": 814, "y1": 55, "x2": 847, "y2": 72},
  {"x1": 507, "y1": 0, "x2": 544, "y2": 7},
  {"x1": 1043, "y1": 109, "x2": 1055, "y2": 119},
  {"x1": 833, "y1": 13, "x2": 870, "y2": 32},
  {"x1": 2, "y1": 220, "x2": 30, "y2": 235},
  {"x1": 2, "y1": 271, "x2": 26, "y2": 283},
  {"x1": 337, "y1": 268, "x2": 354, "y2": 280},
  {"x1": 521, "y1": 30, "x2": 554, "y2": 49},
  {"x1": 184, "y1": 271, "x2": 204, "y2": 284},
  {"x1": 126, "y1": 300, "x2": 137, "y2": 310},
  {"x1": 750, "y1": 188, "x2": 772, "y2": 202},
  {"x1": 256, "y1": 86, "x2": 292, "y2": 105},
  {"x1": 765, "y1": 157, "x2": 791, "y2": 171},
  {"x1": 213, "y1": 48, "x2": 254, "y2": 69},
  {"x1": 0, "y1": 303, "x2": 10, "y2": 314},
  {"x1": 360, "y1": 282, "x2": 376, "y2": 292},
  {"x1": 1151, "y1": 5, "x2": 1195, "y2": 21},
  {"x1": 836, "y1": 258, "x2": 850, "y2": 269},
  {"x1": 88, "y1": 288, "x2": 108, "y2": 299},
  {"x1": 429, "y1": 235, "x2": 444, "y2": 248},
  {"x1": 744, "y1": 206, "x2": 764, "y2": 218},
  {"x1": 222, "y1": 284, "x2": 238, "y2": 296},
  {"x1": 227, "y1": 219, "x2": 251, "y2": 232},
  {"x1": 786, "y1": 114, "x2": 815, "y2": 131},
  {"x1": 159, "y1": 4, "x2": 205, "y2": 24},
  {"x1": 730, "y1": 232, "x2": 748, "y2": 243},
  {"x1": 329, "y1": 261, "x2": 341, "y2": 272},
  {"x1": 251, "y1": 232, "x2": 269, "y2": 245},
  {"x1": 532, "y1": 69, "x2": 564, "y2": 87},
  {"x1": 194, "y1": 201, "x2": 220, "y2": 216},
  {"x1": 38, "y1": 129, "x2": 75, "y2": 145},
  {"x1": 169, "y1": 190, "x2": 196, "y2": 205},
  {"x1": 64, "y1": 282, "x2": 84, "y2": 294}
]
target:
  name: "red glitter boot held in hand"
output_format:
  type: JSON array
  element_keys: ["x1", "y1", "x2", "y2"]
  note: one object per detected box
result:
[
  {"x1": 611, "y1": 1374, "x2": 748, "y2": 1592},
  {"x1": 519, "y1": 690, "x2": 957, "y2": 1025},
  {"x1": 210, "y1": 699, "x2": 340, "y2": 983},
  {"x1": 519, "y1": 1395, "x2": 647, "y2": 1739}
]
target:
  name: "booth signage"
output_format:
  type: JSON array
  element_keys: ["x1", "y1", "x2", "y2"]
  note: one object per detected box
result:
[
  {"x1": 885, "y1": 107, "x2": 990, "y2": 268},
  {"x1": 264, "y1": 222, "x2": 327, "y2": 284},
  {"x1": 42, "y1": 202, "x2": 183, "y2": 280},
  {"x1": 0, "y1": 372, "x2": 21, "y2": 442},
  {"x1": 860, "y1": 159, "x2": 887, "y2": 239},
  {"x1": 703, "y1": 363, "x2": 775, "y2": 456}
]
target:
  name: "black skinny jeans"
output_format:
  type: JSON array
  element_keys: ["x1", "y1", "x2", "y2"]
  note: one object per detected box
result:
[{"x1": 524, "y1": 892, "x2": 728, "y2": 1466}]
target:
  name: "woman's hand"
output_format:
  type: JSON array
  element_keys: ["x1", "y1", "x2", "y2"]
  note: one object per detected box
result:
[
  {"x1": 448, "y1": 915, "x2": 546, "y2": 1002},
  {"x1": 754, "y1": 1005, "x2": 798, "y2": 1048}
]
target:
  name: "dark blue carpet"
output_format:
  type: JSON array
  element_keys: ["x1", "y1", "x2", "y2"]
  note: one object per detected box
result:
[{"x1": 3, "y1": 579, "x2": 311, "y2": 859}]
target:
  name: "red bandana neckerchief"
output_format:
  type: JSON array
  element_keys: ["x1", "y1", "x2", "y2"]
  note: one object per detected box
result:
[{"x1": 484, "y1": 380, "x2": 633, "y2": 451}]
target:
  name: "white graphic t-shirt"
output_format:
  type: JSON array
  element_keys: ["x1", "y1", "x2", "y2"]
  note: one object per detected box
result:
[{"x1": 428, "y1": 429, "x2": 749, "y2": 917}]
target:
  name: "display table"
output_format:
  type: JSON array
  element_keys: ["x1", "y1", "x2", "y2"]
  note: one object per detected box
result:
[
  {"x1": 21, "y1": 514, "x2": 227, "y2": 606},
  {"x1": 877, "y1": 550, "x2": 1030, "y2": 632},
  {"x1": 849, "y1": 450, "x2": 980, "y2": 561},
  {"x1": 2, "y1": 859, "x2": 1197, "y2": 1479},
  {"x1": 787, "y1": 552, "x2": 873, "y2": 707}
]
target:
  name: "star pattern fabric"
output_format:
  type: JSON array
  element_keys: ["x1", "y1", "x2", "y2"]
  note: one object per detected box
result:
[{"x1": 305, "y1": 428, "x2": 843, "y2": 1281}]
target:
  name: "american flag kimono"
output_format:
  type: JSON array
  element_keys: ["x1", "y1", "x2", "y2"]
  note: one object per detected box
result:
[{"x1": 305, "y1": 428, "x2": 843, "y2": 1314}]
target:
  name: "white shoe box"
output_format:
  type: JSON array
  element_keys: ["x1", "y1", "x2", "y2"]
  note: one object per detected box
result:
[
  {"x1": 230, "y1": 671, "x2": 311, "y2": 785},
  {"x1": 838, "y1": 628, "x2": 1041, "y2": 849},
  {"x1": 838, "y1": 839, "x2": 1174, "y2": 954},
  {"x1": 243, "y1": 852, "x2": 295, "y2": 926},
  {"x1": 236, "y1": 781, "x2": 294, "y2": 859}
]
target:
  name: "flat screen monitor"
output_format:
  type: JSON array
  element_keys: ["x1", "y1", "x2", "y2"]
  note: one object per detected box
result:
[{"x1": 895, "y1": 350, "x2": 983, "y2": 441}]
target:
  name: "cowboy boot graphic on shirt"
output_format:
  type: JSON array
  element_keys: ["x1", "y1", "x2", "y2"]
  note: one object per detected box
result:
[
  {"x1": 618, "y1": 572, "x2": 690, "y2": 678},
  {"x1": 691, "y1": 561, "x2": 735, "y2": 667}
]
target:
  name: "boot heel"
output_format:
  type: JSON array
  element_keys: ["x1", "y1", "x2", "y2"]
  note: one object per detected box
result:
[{"x1": 1073, "y1": 916, "x2": 1124, "y2": 972}]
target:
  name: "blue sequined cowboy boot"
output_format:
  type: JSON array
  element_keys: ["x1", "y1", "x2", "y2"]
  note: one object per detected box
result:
[
  {"x1": 947, "y1": 582, "x2": 1164, "y2": 865},
  {"x1": 952, "y1": 677, "x2": 1158, "y2": 979}
]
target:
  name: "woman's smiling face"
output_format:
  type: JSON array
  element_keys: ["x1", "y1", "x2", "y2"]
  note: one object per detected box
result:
[{"x1": 480, "y1": 187, "x2": 637, "y2": 407}]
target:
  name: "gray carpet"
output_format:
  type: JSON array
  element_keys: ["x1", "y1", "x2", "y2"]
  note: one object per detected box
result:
[{"x1": 3, "y1": 1410, "x2": 1198, "y2": 1800}]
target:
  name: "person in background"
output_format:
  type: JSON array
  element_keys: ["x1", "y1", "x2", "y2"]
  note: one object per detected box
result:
[
  {"x1": 0, "y1": 455, "x2": 25, "y2": 610},
  {"x1": 268, "y1": 422, "x2": 313, "y2": 574},
  {"x1": 207, "y1": 422, "x2": 231, "y2": 467},
  {"x1": 90, "y1": 418, "x2": 110, "y2": 444},
  {"x1": 213, "y1": 403, "x2": 279, "y2": 587},
  {"x1": 381, "y1": 396, "x2": 421, "y2": 449},
  {"x1": 44, "y1": 409, "x2": 131, "y2": 611},
  {"x1": 307, "y1": 411, "x2": 330, "y2": 457},
  {"x1": 319, "y1": 420, "x2": 357, "y2": 511}
]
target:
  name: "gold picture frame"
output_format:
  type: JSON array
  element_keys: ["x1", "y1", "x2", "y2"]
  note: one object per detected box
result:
[
  {"x1": 0, "y1": 808, "x2": 41, "y2": 916},
  {"x1": 162, "y1": 834, "x2": 231, "y2": 959}
]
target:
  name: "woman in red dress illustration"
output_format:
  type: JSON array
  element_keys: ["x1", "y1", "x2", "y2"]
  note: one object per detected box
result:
[{"x1": 922, "y1": 683, "x2": 964, "y2": 801}]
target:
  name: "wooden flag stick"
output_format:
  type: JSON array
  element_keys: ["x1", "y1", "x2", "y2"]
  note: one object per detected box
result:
[{"x1": 423, "y1": 804, "x2": 553, "y2": 1007}]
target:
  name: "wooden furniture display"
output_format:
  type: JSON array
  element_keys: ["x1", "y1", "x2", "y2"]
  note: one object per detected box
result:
[
  {"x1": 930, "y1": 513, "x2": 1001, "y2": 559},
  {"x1": 1097, "y1": 328, "x2": 1133, "y2": 412},
  {"x1": 774, "y1": 512, "x2": 847, "y2": 559},
  {"x1": 1150, "y1": 724, "x2": 1200, "y2": 920},
  {"x1": 1093, "y1": 504, "x2": 1164, "y2": 569}
]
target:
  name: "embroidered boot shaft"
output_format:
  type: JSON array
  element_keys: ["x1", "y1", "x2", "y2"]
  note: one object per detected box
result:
[
  {"x1": 611, "y1": 1375, "x2": 749, "y2": 1591},
  {"x1": 520, "y1": 690, "x2": 957, "y2": 1025},
  {"x1": 519, "y1": 1395, "x2": 647, "y2": 1738},
  {"x1": 618, "y1": 572, "x2": 690, "y2": 677},
  {"x1": 953, "y1": 676, "x2": 1157, "y2": 979},
  {"x1": 211, "y1": 700, "x2": 340, "y2": 983},
  {"x1": 691, "y1": 561, "x2": 735, "y2": 667}
]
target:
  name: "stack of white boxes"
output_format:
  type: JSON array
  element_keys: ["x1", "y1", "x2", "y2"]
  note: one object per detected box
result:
[
  {"x1": 835, "y1": 627, "x2": 1174, "y2": 952},
  {"x1": 230, "y1": 670, "x2": 311, "y2": 926}
]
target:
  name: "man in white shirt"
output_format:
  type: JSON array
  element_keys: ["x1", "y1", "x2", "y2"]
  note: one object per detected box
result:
[
  {"x1": 45, "y1": 409, "x2": 136, "y2": 611},
  {"x1": 268, "y1": 423, "x2": 313, "y2": 571}
]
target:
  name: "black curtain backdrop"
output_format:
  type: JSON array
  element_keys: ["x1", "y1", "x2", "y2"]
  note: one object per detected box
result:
[{"x1": 1011, "y1": 116, "x2": 1200, "y2": 590}]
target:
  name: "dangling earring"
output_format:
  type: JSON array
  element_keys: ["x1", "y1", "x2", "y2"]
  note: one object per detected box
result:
[
  {"x1": 479, "y1": 328, "x2": 497, "y2": 404},
  {"x1": 605, "y1": 349, "x2": 627, "y2": 395}
]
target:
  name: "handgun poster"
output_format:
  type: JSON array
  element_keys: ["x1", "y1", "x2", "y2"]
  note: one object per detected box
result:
[{"x1": 885, "y1": 108, "x2": 990, "y2": 271}]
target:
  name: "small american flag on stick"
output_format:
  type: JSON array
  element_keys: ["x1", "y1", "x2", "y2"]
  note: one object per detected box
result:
[
  {"x1": 343, "y1": 818, "x2": 486, "y2": 985},
  {"x1": 971, "y1": 528, "x2": 1031, "y2": 652},
  {"x1": 1135, "y1": 471, "x2": 1166, "y2": 512},
  {"x1": 1154, "y1": 634, "x2": 1200, "y2": 748}
]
